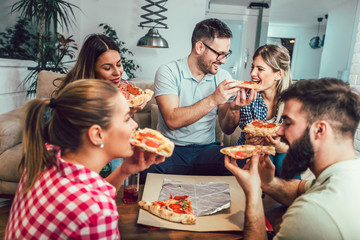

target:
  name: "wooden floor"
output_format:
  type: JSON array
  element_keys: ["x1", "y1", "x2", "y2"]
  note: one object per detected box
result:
[{"x1": 0, "y1": 197, "x2": 13, "y2": 239}]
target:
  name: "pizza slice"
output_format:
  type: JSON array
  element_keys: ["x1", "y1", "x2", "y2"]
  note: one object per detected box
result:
[
  {"x1": 118, "y1": 82, "x2": 154, "y2": 107},
  {"x1": 129, "y1": 128, "x2": 175, "y2": 157},
  {"x1": 243, "y1": 119, "x2": 280, "y2": 137},
  {"x1": 220, "y1": 145, "x2": 276, "y2": 159},
  {"x1": 235, "y1": 80, "x2": 261, "y2": 90},
  {"x1": 138, "y1": 195, "x2": 196, "y2": 224}
]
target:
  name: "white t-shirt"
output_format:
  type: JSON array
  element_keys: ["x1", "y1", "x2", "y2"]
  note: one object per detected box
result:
[{"x1": 274, "y1": 158, "x2": 360, "y2": 240}]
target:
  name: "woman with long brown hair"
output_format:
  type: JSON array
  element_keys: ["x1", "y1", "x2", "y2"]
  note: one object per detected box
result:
[{"x1": 53, "y1": 34, "x2": 146, "y2": 175}]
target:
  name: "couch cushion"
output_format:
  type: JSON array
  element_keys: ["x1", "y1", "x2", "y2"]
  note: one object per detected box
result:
[
  {"x1": 222, "y1": 127, "x2": 242, "y2": 147},
  {"x1": 133, "y1": 112, "x2": 152, "y2": 129},
  {"x1": 0, "y1": 180, "x2": 19, "y2": 195},
  {"x1": 0, "y1": 107, "x2": 25, "y2": 155},
  {"x1": 37, "y1": 70, "x2": 64, "y2": 98},
  {"x1": 0, "y1": 143, "x2": 22, "y2": 182},
  {"x1": 150, "y1": 104, "x2": 159, "y2": 130}
]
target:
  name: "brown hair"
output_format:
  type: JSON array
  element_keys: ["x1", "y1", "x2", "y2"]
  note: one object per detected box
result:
[
  {"x1": 52, "y1": 34, "x2": 120, "y2": 96},
  {"x1": 280, "y1": 78, "x2": 360, "y2": 138},
  {"x1": 253, "y1": 44, "x2": 292, "y2": 122},
  {"x1": 20, "y1": 79, "x2": 119, "y2": 193},
  {"x1": 191, "y1": 18, "x2": 232, "y2": 49}
]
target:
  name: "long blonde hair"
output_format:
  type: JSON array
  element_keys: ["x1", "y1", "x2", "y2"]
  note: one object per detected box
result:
[
  {"x1": 20, "y1": 79, "x2": 119, "y2": 193},
  {"x1": 253, "y1": 44, "x2": 292, "y2": 122}
]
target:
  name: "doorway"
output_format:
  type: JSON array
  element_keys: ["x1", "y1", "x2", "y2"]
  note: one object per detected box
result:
[{"x1": 221, "y1": 20, "x2": 245, "y2": 80}]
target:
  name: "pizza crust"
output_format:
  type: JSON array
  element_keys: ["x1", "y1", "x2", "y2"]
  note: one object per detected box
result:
[
  {"x1": 236, "y1": 80, "x2": 261, "y2": 90},
  {"x1": 127, "y1": 89, "x2": 154, "y2": 107},
  {"x1": 138, "y1": 200, "x2": 196, "y2": 225},
  {"x1": 220, "y1": 145, "x2": 275, "y2": 159},
  {"x1": 118, "y1": 82, "x2": 154, "y2": 107},
  {"x1": 243, "y1": 119, "x2": 280, "y2": 137},
  {"x1": 130, "y1": 128, "x2": 175, "y2": 157}
]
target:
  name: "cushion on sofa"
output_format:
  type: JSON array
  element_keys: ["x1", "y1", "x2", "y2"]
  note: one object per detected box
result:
[
  {"x1": 0, "y1": 107, "x2": 25, "y2": 155},
  {"x1": 37, "y1": 70, "x2": 64, "y2": 98},
  {"x1": 0, "y1": 143, "x2": 22, "y2": 182}
]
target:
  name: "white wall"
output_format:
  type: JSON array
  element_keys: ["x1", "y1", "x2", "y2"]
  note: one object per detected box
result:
[
  {"x1": 267, "y1": 23, "x2": 325, "y2": 80},
  {"x1": 0, "y1": 0, "x2": 19, "y2": 32},
  {"x1": 69, "y1": 0, "x2": 206, "y2": 80},
  {"x1": 349, "y1": 0, "x2": 360, "y2": 155},
  {"x1": 0, "y1": 59, "x2": 36, "y2": 114},
  {"x1": 0, "y1": 0, "x2": 207, "y2": 114},
  {"x1": 319, "y1": 0, "x2": 359, "y2": 80},
  {"x1": 205, "y1": 3, "x2": 262, "y2": 81}
]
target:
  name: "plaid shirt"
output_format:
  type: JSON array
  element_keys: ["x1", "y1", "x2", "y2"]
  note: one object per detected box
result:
[
  {"x1": 5, "y1": 146, "x2": 119, "y2": 240},
  {"x1": 236, "y1": 92, "x2": 282, "y2": 145}
]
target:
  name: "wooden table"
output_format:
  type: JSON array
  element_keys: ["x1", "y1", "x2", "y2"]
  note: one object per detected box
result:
[{"x1": 116, "y1": 185, "x2": 287, "y2": 239}]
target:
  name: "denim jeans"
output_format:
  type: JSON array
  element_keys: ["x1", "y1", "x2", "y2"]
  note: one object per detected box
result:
[{"x1": 139, "y1": 142, "x2": 246, "y2": 184}]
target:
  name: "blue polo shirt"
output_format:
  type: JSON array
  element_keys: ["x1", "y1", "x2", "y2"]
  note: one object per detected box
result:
[{"x1": 154, "y1": 57, "x2": 232, "y2": 146}]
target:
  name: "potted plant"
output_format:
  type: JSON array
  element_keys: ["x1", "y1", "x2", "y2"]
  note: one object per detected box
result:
[{"x1": 10, "y1": 0, "x2": 79, "y2": 95}]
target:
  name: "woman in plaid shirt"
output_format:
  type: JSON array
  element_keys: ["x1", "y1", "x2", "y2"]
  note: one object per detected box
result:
[
  {"x1": 5, "y1": 79, "x2": 164, "y2": 239},
  {"x1": 219, "y1": 44, "x2": 293, "y2": 177}
]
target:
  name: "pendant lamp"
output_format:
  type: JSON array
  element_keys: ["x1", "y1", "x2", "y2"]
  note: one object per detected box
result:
[{"x1": 137, "y1": 0, "x2": 169, "y2": 48}]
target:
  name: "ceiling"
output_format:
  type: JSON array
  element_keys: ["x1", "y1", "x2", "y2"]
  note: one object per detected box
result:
[{"x1": 210, "y1": 0, "x2": 347, "y2": 26}]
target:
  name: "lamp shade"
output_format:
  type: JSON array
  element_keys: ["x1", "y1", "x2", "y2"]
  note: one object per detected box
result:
[{"x1": 137, "y1": 28, "x2": 169, "y2": 48}]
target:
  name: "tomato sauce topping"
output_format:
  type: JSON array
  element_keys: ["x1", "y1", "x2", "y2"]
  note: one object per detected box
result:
[
  {"x1": 144, "y1": 139, "x2": 160, "y2": 148},
  {"x1": 234, "y1": 151, "x2": 249, "y2": 158},
  {"x1": 127, "y1": 84, "x2": 142, "y2": 95},
  {"x1": 265, "y1": 123, "x2": 276, "y2": 128},
  {"x1": 252, "y1": 121, "x2": 264, "y2": 128}
]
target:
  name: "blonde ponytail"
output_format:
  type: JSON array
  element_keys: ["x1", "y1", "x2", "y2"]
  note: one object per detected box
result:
[{"x1": 20, "y1": 99, "x2": 55, "y2": 193}]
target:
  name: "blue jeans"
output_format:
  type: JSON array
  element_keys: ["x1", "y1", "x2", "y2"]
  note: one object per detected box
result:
[
  {"x1": 269, "y1": 153, "x2": 301, "y2": 179},
  {"x1": 139, "y1": 142, "x2": 246, "y2": 184}
]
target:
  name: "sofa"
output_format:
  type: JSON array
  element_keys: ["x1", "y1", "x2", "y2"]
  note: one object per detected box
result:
[{"x1": 0, "y1": 70, "x2": 241, "y2": 195}]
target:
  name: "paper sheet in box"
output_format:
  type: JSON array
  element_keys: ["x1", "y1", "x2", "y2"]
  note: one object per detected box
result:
[{"x1": 137, "y1": 173, "x2": 246, "y2": 232}]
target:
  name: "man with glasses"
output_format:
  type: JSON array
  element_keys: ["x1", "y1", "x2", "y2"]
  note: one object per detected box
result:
[{"x1": 140, "y1": 18, "x2": 255, "y2": 183}]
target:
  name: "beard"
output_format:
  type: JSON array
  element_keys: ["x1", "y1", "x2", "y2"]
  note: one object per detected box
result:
[
  {"x1": 197, "y1": 56, "x2": 217, "y2": 75},
  {"x1": 281, "y1": 127, "x2": 315, "y2": 180}
]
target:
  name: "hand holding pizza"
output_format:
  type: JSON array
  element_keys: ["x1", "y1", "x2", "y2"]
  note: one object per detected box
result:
[
  {"x1": 229, "y1": 88, "x2": 257, "y2": 111},
  {"x1": 129, "y1": 99, "x2": 148, "y2": 116},
  {"x1": 121, "y1": 147, "x2": 165, "y2": 177},
  {"x1": 211, "y1": 79, "x2": 240, "y2": 105},
  {"x1": 224, "y1": 154, "x2": 262, "y2": 196},
  {"x1": 265, "y1": 135, "x2": 289, "y2": 153},
  {"x1": 245, "y1": 133, "x2": 267, "y2": 146}
]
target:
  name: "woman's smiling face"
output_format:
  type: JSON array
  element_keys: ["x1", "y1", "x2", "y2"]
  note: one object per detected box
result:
[
  {"x1": 94, "y1": 49, "x2": 124, "y2": 87},
  {"x1": 250, "y1": 55, "x2": 281, "y2": 91}
]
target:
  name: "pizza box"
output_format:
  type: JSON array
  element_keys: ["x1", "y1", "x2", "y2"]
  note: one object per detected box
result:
[{"x1": 137, "y1": 173, "x2": 245, "y2": 232}]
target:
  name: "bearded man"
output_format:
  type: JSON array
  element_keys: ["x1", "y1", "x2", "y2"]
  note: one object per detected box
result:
[
  {"x1": 140, "y1": 18, "x2": 256, "y2": 183},
  {"x1": 225, "y1": 78, "x2": 360, "y2": 239}
]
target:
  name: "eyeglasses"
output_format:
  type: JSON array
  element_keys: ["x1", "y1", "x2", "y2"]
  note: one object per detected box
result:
[{"x1": 201, "y1": 41, "x2": 232, "y2": 60}]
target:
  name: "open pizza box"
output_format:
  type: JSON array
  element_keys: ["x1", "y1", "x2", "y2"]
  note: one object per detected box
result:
[{"x1": 137, "y1": 173, "x2": 246, "y2": 232}]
